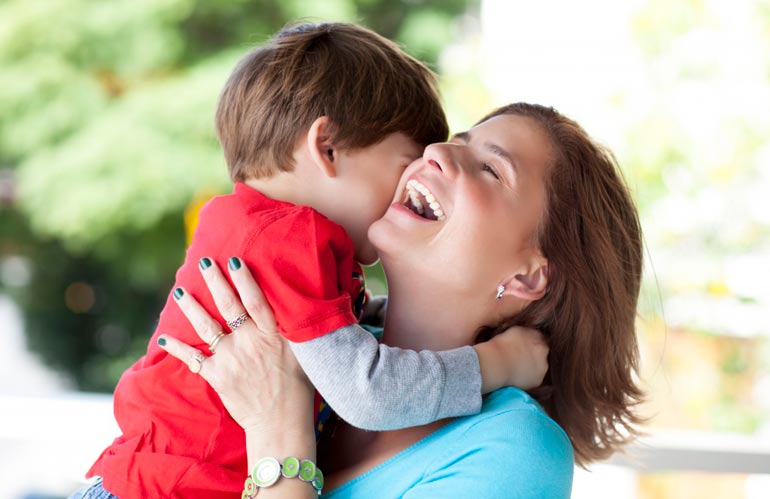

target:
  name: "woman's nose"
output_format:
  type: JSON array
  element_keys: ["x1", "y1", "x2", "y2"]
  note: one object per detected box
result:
[{"x1": 423, "y1": 143, "x2": 462, "y2": 179}]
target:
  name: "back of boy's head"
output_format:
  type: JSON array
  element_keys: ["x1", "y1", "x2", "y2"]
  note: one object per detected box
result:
[{"x1": 216, "y1": 22, "x2": 449, "y2": 182}]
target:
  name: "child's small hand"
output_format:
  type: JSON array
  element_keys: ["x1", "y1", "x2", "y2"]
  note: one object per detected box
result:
[
  {"x1": 474, "y1": 326, "x2": 549, "y2": 393},
  {"x1": 491, "y1": 326, "x2": 549, "y2": 390}
]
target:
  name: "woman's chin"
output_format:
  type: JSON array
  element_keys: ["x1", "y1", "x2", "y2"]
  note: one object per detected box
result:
[{"x1": 367, "y1": 216, "x2": 402, "y2": 259}]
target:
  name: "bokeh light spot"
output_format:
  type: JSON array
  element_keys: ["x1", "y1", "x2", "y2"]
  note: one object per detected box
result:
[{"x1": 64, "y1": 282, "x2": 96, "y2": 313}]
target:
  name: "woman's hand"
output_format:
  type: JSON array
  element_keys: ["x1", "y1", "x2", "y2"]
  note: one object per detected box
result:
[
  {"x1": 159, "y1": 259, "x2": 318, "y2": 498},
  {"x1": 157, "y1": 257, "x2": 315, "y2": 436}
]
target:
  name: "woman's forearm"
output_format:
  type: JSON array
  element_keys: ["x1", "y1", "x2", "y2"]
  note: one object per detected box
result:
[
  {"x1": 243, "y1": 410, "x2": 318, "y2": 498},
  {"x1": 157, "y1": 258, "x2": 322, "y2": 498}
]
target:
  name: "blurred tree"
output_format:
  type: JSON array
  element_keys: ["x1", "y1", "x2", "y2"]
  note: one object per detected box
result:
[
  {"x1": 625, "y1": 0, "x2": 770, "y2": 439},
  {"x1": 0, "y1": 0, "x2": 472, "y2": 391}
]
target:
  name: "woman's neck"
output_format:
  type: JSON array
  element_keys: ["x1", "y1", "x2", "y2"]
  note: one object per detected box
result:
[
  {"x1": 380, "y1": 274, "x2": 482, "y2": 351},
  {"x1": 322, "y1": 267, "x2": 488, "y2": 490}
]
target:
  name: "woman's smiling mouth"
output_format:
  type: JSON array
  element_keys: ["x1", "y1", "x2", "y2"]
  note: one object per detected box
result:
[{"x1": 404, "y1": 179, "x2": 445, "y2": 221}]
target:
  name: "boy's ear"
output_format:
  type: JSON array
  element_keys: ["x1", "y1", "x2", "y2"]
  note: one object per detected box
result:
[
  {"x1": 500, "y1": 253, "x2": 548, "y2": 302},
  {"x1": 306, "y1": 116, "x2": 337, "y2": 178}
]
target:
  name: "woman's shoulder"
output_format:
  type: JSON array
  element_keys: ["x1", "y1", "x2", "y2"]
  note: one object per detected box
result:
[
  {"x1": 452, "y1": 386, "x2": 572, "y2": 458},
  {"x1": 480, "y1": 385, "x2": 556, "y2": 419},
  {"x1": 434, "y1": 387, "x2": 574, "y2": 475},
  {"x1": 393, "y1": 387, "x2": 574, "y2": 498},
  {"x1": 323, "y1": 388, "x2": 573, "y2": 499}
]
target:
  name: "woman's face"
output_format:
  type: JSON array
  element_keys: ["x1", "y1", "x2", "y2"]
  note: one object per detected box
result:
[{"x1": 369, "y1": 113, "x2": 552, "y2": 305}]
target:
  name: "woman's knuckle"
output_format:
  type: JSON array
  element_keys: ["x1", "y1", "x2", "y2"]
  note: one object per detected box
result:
[
  {"x1": 219, "y1": 294, "x2": 238, "y2": 312},
  {"x1": 197, "y1": 318, "x2": 217, "y2": 336},
  {"x1": 244, "y1": 297, "x2": 263, "y2": 314}
]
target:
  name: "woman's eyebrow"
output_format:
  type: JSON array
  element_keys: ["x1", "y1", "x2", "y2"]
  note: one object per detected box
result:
[
  {"x1": 485, "y1": 143, "x2": 517, "y2": 173},
  {"x1": 451, "y1": 131, "x2": 471, "y2": 142},
  {"x1": 451, "y1": 130, "x2": 517, "y2": 176}
]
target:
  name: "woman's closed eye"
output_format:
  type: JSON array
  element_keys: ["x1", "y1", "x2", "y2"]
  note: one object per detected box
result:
[{"x1": 483, "y1": 163, "x2": 501, "y2": 181}]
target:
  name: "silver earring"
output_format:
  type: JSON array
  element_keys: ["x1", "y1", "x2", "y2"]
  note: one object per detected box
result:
[{"x1": 495, "y1": 285, "x2": 505, "y2": 301}]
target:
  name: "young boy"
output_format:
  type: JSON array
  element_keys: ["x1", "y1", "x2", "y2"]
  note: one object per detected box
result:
[{"x1": 85, "y1": 23, "x2": 547, "y2": 499}]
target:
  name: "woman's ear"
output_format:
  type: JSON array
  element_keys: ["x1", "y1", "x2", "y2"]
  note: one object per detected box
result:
[
  {"x1": 501, "y1": 254, "x2": 549, "y2": 302},
  {"x1": 306, "y1": 116, "x2": 337, "y2": 178}
]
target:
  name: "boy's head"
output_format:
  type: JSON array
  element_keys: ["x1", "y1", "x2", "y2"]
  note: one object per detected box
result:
[
  {"x1": 216, "y1": 22, "x2": 448, "y2": 181},
  {"x1": 215, "y1": 22, "x2": 449, "y2": 264}
]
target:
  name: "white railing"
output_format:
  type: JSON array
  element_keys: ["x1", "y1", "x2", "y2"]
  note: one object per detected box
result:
[
  {"x1": 2, "y1": 394, "x2": 769, "y2": 498},
  {"x1": 610, "y1": 430, "x2": 770, "y2": 474},
  {"x1": 570, "y1": 430, "x2": 770, "y2": 499},
  {"x1": 0, "y1": 393, "x2": 119, "y2": 499}
]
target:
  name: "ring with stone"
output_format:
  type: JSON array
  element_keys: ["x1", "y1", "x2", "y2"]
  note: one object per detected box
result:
[
  {"x1": 208, "y1": 331, "x2": 226, "y2": 354},
  {"x1": 227, "y1": 312, "x2": 249, "y2": 332},
  {"x1": 188, "y1": 351, "x2": 206, "y2": 374}
]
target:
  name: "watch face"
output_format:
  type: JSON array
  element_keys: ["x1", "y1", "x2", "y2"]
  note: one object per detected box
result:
[{"x1": 253, "y1": 457, "x2": 281, "y2": 487}]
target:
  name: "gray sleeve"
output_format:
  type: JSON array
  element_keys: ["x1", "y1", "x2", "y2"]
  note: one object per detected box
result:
[{"x1": 289, "y1": 324, "x2": 482, "y2": 431}]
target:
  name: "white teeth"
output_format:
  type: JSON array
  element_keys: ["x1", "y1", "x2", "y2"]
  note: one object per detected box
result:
[
  {"x1": 406, "y1": 179, "x2": 446, "y2": 221},
  {"x1": 408, "y1": 191, "x2": 424, "y2": 214}
]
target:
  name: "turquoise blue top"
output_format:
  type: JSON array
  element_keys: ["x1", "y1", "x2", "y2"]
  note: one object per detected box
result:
[{"x1": 322, "y1": 387, "x2": 573, "y2": 499}]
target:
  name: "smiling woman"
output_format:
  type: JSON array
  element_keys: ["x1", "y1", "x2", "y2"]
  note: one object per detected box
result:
[
  {"x1": 371, "y1": 112, "x2": 551, "y2": 332},
  {"x1": 368, "y1": 104, "x2": 643, "y2": 466},
  {"x1": 152, "y1": 101, "x2": 644, "y2": 499}
]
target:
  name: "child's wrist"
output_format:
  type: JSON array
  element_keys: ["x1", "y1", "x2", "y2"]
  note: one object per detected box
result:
[{"x1": 474, "y1": 342, "x2": 505, "y2": 394}]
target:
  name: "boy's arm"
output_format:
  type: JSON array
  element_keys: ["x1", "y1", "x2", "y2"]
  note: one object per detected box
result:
[
  {"x1": 290, "y1": 324, "x2": 481, "y2": 431},
  {"x1": 345, "y1": 295, "x2": 549, "y2": 394},
  {"x1": 291, "y1": 324, "x2": 550, "y2": 431}
]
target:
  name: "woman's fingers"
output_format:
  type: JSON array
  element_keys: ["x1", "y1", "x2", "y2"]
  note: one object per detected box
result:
[
  {"x1": 173, "y1": 287, "x2": 225, "y2": 346},
  {"x1": 227, "y1": 257, "x2": 279, "y2": 335},
  {"x1": 198, "y1": 257, "x2": 249, "y2": 331},
  {"x1": 157, "y1": 335, "x2": 211, "y2": 380}
]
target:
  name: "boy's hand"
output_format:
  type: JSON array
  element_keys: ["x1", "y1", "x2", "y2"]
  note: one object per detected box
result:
[{"x1": 474, "y1": 326, "x2": 549, "y2": 393}]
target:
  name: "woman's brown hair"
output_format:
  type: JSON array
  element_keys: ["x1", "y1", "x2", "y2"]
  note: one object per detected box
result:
[{"x1": 477, "y1": 103, "x2": 645, "y2": 466}]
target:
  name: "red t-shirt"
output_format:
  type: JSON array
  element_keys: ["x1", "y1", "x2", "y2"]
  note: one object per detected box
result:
[{"x1": 87, "y1": 183, "x2": 363, "y2": 499}]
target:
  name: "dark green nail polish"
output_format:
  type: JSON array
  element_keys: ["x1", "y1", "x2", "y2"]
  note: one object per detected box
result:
[
  {"x1": 228, "y1": 257, "x2": 241, "y2": 271},
  {"x1": 173, "y1": 287, "x2": 184, "y2": 300},
  {"x1": 199, "y1": 257, "x2": 212, "y2": 270},
  {"x1": 157, "y1": 337, "x2": 167, "y2": 346}
]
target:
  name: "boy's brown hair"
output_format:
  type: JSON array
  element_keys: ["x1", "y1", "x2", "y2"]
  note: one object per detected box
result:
[{"x1": 216, "y1": 22, "x2": 449, "y2": 181}]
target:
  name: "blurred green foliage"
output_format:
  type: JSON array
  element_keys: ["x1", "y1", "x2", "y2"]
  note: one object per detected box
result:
[{"x1": 0, "y1": 0, "x2": 471, "y2": 391}]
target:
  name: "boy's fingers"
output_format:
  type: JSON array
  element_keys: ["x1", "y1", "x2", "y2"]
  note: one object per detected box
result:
[
  {"x1": 227, "y1": 257, "x2": 278, "y2": 335},
  {"x1": 173, "y1": 287, "x2": 225, "y2": 346},
  {"x1": 198, "y1": 257, "x2": 248, "y2": 331},
  {"x1": 157, "y1": 335, "x2": 211, "y2": 381}
]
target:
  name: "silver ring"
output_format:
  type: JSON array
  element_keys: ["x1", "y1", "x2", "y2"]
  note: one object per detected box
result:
[
  {"x1": 227, "y1": 312, "x2": 249, "y2": 332},
  {"x1": 188, "y1": 351, "x2": 206, "y2": 374},
  {"x1": 208, "y1": 331, "x2": 226, "y2": 354}
]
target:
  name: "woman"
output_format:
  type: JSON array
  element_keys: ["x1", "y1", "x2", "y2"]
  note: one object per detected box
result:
[{"x1": 159, "y1": 103, "x2": 644, "y2": 498}]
